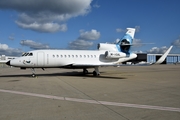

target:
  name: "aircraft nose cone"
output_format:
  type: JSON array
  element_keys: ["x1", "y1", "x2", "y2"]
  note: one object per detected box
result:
[{"x1": 6, "y1": 60, "x2": 11, "y2": 66}]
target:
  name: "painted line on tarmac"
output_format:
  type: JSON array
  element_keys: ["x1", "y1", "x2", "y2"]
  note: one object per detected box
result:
[{"x1": 0, "y1": 89, "x2": 180, "y2": 112}]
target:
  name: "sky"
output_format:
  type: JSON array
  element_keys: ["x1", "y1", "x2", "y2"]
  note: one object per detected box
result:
[{"x1": 0, "y1": 0, "x2": 180, "y2": 56}]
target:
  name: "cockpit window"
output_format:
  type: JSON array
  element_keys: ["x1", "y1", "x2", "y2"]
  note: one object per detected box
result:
[
  {"x1": 22, "y1": 52, "x2": 32, "y2": 56},
  {"x1": 22, "y1": 53, "x2": 26, "y2": 56},
  {"x1": 25, "y1": 53, "x2": 29, "y2": 56},
  {"x1": 22, "y1": 53, "x2": 28, "y2": 56},
  {"x1": 28, "y1": 53, "x2": 33, "y2": 56}
]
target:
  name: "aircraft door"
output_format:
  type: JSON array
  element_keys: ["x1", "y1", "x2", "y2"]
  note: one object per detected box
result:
[{"x1": 37, "y1": 52, "x2": 45, "y2": 67}]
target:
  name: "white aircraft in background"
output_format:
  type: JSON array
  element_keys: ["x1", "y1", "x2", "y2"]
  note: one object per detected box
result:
[
  {"x1": 133, "y1": 45, "x2": 173, "y2": 65},
  {"x1": 6, "y1": 28, "x2": 172, "y2": 77}
]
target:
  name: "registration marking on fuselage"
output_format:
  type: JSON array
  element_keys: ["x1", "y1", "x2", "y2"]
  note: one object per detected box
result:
[{"x1": 0, "y1": 89, "x2": 180, "y2": 112}]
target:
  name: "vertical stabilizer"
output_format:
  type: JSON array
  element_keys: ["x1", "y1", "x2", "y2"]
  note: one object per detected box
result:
[
  {"x1": 155, "y1": 46, "x2": 173, "y2": 64},
  {"x1": 117, "y1": 28, "x2": 136, "y2": 53},
  {"x1": 126, "y1": 28, "x2": 136, "y2": 39}
]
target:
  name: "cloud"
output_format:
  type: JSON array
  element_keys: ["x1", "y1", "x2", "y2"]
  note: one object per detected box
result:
[
  {"x1": 16, "y1": 21, "x2": 67, "y2": 33},
  {"x1": 0, "y1": 0, "x2": 92, "y2": 33},
  {"x1": 0, "y1": 43, "x2": 23, "y2": 56},
  {"x1": 68, "y1": 29, "x2": 100, "y2": 49},
  {"x1": 135, "y1": 26, "x2": 140, "y2": 32},
  {"x1": 132, "y1": 39, "x2": 143, "y2": 47},
  {"x1": 78, "y1": 29, "x2": 100, "y2": 40},
  {"x1": 93, "y1": 0, "x2": 100, "y2": 8},
  {"x1": 8, "y1": 36, "x2": 15, "y2": 40},
  {"x1": 20, "y1": 40, "x2": 50, "y2": 49},
  {"x1": 116, "y1": 26, "x2": 140, "y2": 33},
  {"x1": 171, "y1": 37, "x2": 180, "y2": 48},
  {"x1": 68, "y1": 40, "x2": 93, "y2": 50},
  {"x1": 147, "y1": 46, "x2": 169, "y2": 54},
  {"x1": 116, "y1": 28, "x2": 125, "y2": 33},
  {"x1": 133, "y1": 50, "x2": 144, "y2": 53}
]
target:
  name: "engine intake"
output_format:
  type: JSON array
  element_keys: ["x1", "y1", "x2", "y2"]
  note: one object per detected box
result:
[{"x1": 98, "y1": 43, "x2": 118, "y2": 51}]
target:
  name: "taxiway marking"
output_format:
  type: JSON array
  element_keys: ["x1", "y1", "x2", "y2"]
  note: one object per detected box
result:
[{"x1": 0, "y1": 89, "x2": 180, "y2": 112}]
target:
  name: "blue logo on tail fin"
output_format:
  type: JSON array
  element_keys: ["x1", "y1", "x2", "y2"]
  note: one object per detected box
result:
[
  {"x1": 115, "y1": 28, "x2": 135, "y2": 54},
  {"x1": 116, "y1": 34, "x2": 133, "y2": 54}
]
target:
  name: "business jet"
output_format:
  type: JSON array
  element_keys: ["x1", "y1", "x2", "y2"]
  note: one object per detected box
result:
[{"x1": 5, "y1": 28, "x2": 171, "y2": 77}]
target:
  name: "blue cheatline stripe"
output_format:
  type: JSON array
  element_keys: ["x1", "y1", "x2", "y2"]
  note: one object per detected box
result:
[{"x1": 0, "y1": 89, "x2": 180, "y2": 112}]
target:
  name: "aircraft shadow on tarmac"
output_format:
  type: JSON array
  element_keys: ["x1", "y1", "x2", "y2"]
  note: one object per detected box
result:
[{"x1": 0, "y1": 71, "x2": 126, "y2": 80}]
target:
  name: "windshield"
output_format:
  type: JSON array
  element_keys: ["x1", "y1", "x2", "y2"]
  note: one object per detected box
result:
[{"x1": 22, "y1": 52, "x2": 33, "y2": 56}]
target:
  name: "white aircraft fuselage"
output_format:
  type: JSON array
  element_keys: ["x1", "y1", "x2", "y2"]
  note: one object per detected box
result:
[{"x1": 9, "y1": 50, "x2": 137, "y2": 68}]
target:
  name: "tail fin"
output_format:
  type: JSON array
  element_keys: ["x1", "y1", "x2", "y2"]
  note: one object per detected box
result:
[
  {"x1": 155, "y1": 46, "x2": 173, "y2": 64},
  {"x1": 117, "y1": 28, "x2": 136, "y2": 53}
]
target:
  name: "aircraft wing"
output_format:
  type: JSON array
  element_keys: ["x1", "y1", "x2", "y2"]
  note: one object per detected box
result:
[
  {"x1": 71, "y1": 63, "x2": 100, "y2": 68},
  {"x1": 70, "y1": 63, "x2": 122, "y2": 68}
]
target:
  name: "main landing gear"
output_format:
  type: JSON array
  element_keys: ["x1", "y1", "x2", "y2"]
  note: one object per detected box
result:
[
  {"x1": 93, "y1": 67, "x2": 100, "y2": 76},
  {"x1": 83, "y1": 67, "x2": 100, "y2": 76},
  {"x1": 83, "y1": 68, "x2": 88, "y2": 75}
]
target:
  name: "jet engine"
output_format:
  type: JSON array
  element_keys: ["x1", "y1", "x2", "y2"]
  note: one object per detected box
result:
[
  {"x1": 105, "y1": 51, "x2": 126, "y2": 59},
  {"x1": 97, "y1": 43, "x2": 118, "y2": 52}
]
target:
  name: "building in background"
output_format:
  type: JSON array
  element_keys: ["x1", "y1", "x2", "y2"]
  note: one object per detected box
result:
[
  {"x1": 127, "y1": 53, "x2": 180, "y2": 64},
  {"x1": 0, "y1": 55, "x2": 17, "y2": 67}
]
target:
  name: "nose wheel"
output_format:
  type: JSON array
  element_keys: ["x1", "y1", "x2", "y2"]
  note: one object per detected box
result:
[
  {"x1": 32, "y1": 73, "x2": 36, "y2": 77},
  {"x1": 31, "y1": 68, "x2": 36, "y2": 77}
]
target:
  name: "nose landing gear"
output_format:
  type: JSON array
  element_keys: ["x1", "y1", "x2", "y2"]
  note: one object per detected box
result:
[{"x1": 31, "y1": 68, "x2": 36, "y2": 77}]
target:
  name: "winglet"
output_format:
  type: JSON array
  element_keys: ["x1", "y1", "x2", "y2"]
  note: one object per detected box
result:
[{"x1": 155, "y1": 46, "x2": 173, "y2": 64}]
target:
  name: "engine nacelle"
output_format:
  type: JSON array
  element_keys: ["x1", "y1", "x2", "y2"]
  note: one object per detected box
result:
[
  {"x1": 105, "y1": 51, "x2": 126, "y2": 59},
  {"x1": 97, "y1": 43, "x2": 119, "y2": 52}
]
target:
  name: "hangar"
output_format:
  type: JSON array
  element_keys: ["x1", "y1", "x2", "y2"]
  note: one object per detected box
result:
[
  {"x1": 127, "y1": 53, "x2": 180, "y2": 64},
  {"x1": 0, "y1": 55, "x2": 17, "y2": 67}
]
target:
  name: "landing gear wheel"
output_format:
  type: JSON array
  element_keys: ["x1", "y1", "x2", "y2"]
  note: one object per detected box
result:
[
  {"x1": 93, "y1": 71, "x2": 99, "y2": 76},
  {"x1": 93, "y1": 67, "x2": 100, "y2": 76},
  {"x1": 31, "y1": 68, "x2": 36, "y2": 77},
  {"x1": 83, "y1": 69, "x2": 88, "y2": 75},
  {"x1": 32, "y1": 74, "x2": 36, "y2": 77}
]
